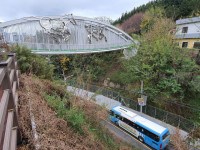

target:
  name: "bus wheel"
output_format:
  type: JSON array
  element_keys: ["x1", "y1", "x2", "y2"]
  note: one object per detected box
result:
[
  {"x1": 138, "y1": 136, "x2": 144, "y2": 143},
  {"x1": 115, "y1": 121, "x2": 119, "y2": 126}
]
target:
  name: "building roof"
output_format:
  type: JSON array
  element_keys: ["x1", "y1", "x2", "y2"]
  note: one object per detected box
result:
[
  {"x1": 176, "y1": 17, "x2": 200, "y2": 25},
  {"x1": 174, "y1": 33, "x2": 200, "y2": 39}
]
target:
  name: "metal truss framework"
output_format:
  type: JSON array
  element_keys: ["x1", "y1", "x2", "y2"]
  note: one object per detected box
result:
[{"x1": 0, "y1": 14, "x2": 135, "y2": 55}]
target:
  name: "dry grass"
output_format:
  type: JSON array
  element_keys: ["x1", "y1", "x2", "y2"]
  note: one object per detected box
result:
[
  {"x1": 170, "y1": 128, "x2": 189, "y2": 150},
  {"x1": 17, "y1": 74, "x2": 135, "y2": 150}
]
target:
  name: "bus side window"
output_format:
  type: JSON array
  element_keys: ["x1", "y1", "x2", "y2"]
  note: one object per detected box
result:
[
  {"x1": 141, "y1": 128, "x2": 145, "y2": 133},
  {"x1": 142, "y1": 128, "x2": 149, "y2": 135},
  {"x1": 115, "y1": 114, "x2": 122, "y2": 120},
  {"x1": 123, "y1": 118, "x2": 130, "y2": 125},
  {"x1": 131, "y1": 123, "x2": 136, "y2": 128},
  {"x1": 127, "y1": 120, "x2": 132, "y2": 126},
  {"x1": 136, "y1": 125, "x2": 141, "y2": 132},
  {"x1": 135, "y1": 125, "x2": 145, "y2": 134},
  {"x1": 146, "y1": 131, "x2": 160, "y2": 142},
  {"x1": 110, "y1": 110, "x2": 114, "y2": 116},
  {"x1": 155, "y1": 136, "x2": 160, "y2": 142},
  {"x1": 145, "y1": 130, "x2": 151, "y2": 137},
  {"x1": 140, "y1": 127, "x2": 146, "y2": 134}
]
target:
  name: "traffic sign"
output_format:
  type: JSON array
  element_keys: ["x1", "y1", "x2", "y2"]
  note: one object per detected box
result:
[
  {"x1": 141, "y1": 95, "x2": 147, "y2": 105},
  {"x1": 138, "y1": 98, "x2": 144, "y2": 106}
]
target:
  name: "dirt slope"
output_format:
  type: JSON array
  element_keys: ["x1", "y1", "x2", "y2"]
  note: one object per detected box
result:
[{"x1": 17, "y1": 74, "x2": 134, "y2": 150}]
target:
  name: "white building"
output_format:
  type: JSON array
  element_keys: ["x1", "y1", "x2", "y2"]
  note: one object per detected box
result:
[{"x1": 175, "y1": 16, "x2": 200, "y2": 49}]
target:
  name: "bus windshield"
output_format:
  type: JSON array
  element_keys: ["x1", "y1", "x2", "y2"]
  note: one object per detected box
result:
[{"x1": 162, "y1": 131, "x2": 169, "y2": 140}]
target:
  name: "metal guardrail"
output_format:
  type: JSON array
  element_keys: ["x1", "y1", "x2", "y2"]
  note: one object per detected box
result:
[
  {"x1": 0, "y1": 53, "x2": 21, "y2": 150},
  {"x1": 67, "y1": 80, "x2": 197, "y2": 133}
]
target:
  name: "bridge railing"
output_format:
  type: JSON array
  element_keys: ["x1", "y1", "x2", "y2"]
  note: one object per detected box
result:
[
  {"x1": 0, "y1": 53, "x2": 21, "y2": 150},
  {"x1": 10, "y1": 41, "x2": 131, "y2": 52}
]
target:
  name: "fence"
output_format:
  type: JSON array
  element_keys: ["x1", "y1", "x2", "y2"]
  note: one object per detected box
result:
[
  {"x1": 0, "y1": 53, "x2": 20, "y2": 150},
  {"x1": 67, "y1": 80, "x2": 197, "y2": 133}
]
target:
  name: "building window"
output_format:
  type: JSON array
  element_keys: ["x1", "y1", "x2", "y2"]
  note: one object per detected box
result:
[
  {"x1": 193, "y1": 42, "x2": 200, "y2": 48},
  {"x1": 182, "y1": 42, "x2": 188, "y2": 48},
  {"x1": 182, "y1": 27, "x2": 188, "y2": 33}
]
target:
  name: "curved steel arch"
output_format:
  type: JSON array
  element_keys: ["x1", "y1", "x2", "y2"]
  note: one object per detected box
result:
[{"x1": 0, "y1": 15, "x2": 136, "y2": 55}]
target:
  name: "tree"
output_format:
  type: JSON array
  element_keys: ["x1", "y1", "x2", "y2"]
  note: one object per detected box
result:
[
  {"x1": 121, "y1": 13, "x2": 144, "y2": 34},
  {"x1": 113, "y1": 0, "x2": 199, "y2": 26},
  {"x1": 121, "y1": 18, "x2": 200, "y2": 100},
  {"x1": 0, "y1": 35, "x2": 9, "y2": 52},
  {"x1": 189, "y1": 0, "x2": 200, "y2": 17},
  {"x1": 11, "y1": 44, "x2": 54, "y2": 80},
  {"x1": 0, "y1": 35, "x2": 10, "y2": 61},
  {"x1": 140, "y1": 6, "x2": 165, "y2": 33},
  {"x1": 59, "y1": 55, "x2": 71, "y2": 73}
]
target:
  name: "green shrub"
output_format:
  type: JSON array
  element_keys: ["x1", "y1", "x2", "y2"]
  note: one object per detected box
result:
[
  {"x1": 11, "y1": 44, "x2": 54, "y2": 80},
  {"x1": 43, "y1": 92, "x2": 86, "y2": 134},
  {"x1": 43, "y1": 91, "x2": 119, "y2": 149},
  {"x1": 66, "y1": 107, "x2": 86, "y2": 134}
]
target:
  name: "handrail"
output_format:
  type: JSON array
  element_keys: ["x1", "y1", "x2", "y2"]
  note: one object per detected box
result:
[
  {"x1": 0, "y1": 90, "x2": 9, "y2": 141},
  {"x1": 0, "y1": 53, "x2": 21, "y2": 150}
]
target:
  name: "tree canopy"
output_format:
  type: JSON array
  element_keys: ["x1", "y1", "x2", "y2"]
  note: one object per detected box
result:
[
  {"x1": 120, "y1": 18, "x2": 200, "y2": 101},
  {"x1": 11, "y1": 45, "x2": 54, "y2": 80},
  {"x1": 113, "y1": 0, "x2": 200, "y2": 25}
]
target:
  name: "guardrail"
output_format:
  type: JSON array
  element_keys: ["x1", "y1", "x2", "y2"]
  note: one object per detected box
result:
[{"x1": 0, "y1": 53, "x2": 21, "y2": 150}]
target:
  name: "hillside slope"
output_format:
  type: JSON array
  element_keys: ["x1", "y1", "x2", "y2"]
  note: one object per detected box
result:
[
  {"x1": 17, "y1": 74, "x2": 135, "y2": 150},
  {"x1": 113, "y1": 0, "x2": 200, "y2": 26}
]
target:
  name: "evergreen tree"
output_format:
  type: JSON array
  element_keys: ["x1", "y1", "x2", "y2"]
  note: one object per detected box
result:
[{"x1": 113, "y1": 0, "x2": 200, "y2": 25}]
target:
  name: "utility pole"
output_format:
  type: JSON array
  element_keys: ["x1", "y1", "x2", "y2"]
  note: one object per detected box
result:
[{"x1": 140, "y1": 80, "x2": 143, "y2": 113}]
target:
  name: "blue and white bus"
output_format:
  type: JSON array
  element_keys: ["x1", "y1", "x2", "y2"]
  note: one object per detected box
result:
[{"x1": 109, "y1": 105, "x2": 170, "y2": 150}]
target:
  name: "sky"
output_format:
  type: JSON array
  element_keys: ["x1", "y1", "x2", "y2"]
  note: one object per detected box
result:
[{"x1": 0, "y1": 0, "x2": 152, "y2": 22}]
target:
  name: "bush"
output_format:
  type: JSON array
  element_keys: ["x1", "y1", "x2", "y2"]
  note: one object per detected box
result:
[
  {"x1": 11, "y1": 44, "x2": 54, "y2": 80},
  {"x1": 43, "y1": 92, "x2": 86, "y2": 134}
]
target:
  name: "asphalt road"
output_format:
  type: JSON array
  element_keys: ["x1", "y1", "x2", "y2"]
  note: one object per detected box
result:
[{"x1": 67, "y1": 86, "x2": 176, "y2": 150}]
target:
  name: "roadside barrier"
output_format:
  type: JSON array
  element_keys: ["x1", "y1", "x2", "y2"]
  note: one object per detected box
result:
[{"x1": 0, "y1": 53, "x2": 21, "y2": 150}]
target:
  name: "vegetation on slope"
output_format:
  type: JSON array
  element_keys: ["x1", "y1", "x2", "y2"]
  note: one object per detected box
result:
[
  {"x1": 11, "y1": 44, "x2": 54, "y2": 80},
  {"x1": 18, "y1": 74, "x2": 136, "y2": 150},
  {"x1": 6, "y1": 44, "x2": 135, "y2": 149},
  {"x1": 51, "y1": 50, "x2": 123, "y2": 82},
  {"x1": 113, "y1": 0, "x2": 200, "y2": 25},
  {"x1": 121, "y1": 17, "x2": 200, "y2": 101}
]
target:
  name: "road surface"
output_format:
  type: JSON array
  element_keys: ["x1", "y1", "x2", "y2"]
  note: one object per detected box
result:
[{"x1": 67, "y1": 86, "x2": 178, "y2": 150}]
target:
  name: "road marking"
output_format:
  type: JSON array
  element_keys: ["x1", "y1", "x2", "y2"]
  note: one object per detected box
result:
[{"x1": 100, "y1": 117, "x2": 152, "y2": 150}]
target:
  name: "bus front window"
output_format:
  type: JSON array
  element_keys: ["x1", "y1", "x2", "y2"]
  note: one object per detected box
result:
[
  {"x1": 110, "y1": 110, "x2": 114, "y2": 116},
  {"x1": 162, "y1": 131, "x2": 169, "y2": 140}
]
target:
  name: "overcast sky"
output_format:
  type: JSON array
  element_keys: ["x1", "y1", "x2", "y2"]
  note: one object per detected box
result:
[{"x1": 0, "y1": 0, "x2": 151, "y2": 22}]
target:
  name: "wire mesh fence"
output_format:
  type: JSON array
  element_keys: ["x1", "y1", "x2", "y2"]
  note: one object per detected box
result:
[{"x1": 67, "y1": 80, "x2": 197, "y2": 132}]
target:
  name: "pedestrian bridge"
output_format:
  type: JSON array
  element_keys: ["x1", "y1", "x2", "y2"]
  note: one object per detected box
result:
[{"x1": 0, "y1": 14, "x2": 136, "y2": 55}]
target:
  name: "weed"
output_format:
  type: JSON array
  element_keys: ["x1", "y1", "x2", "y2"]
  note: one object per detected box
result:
[{"x1": 43, "y1": 92, "x2": 86, "y2": 135}]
